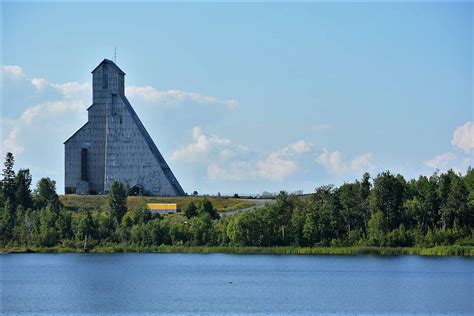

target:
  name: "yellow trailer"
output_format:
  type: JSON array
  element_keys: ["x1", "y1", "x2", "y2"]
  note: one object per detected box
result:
[{"x1": 147, "y1": 203, "x2": 180, "y2": 214}]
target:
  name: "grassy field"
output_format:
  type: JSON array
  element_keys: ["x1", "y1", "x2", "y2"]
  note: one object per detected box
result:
[
  {"x1": 3, "y1": 245, "x2": 473, "y2": 256},
  {"x1": 59, "y1": 195, "x2": 255, "y2": 213}
]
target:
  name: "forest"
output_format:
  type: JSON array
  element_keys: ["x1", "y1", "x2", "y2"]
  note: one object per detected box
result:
[{"x1": 1, "y1": 152, "x2": 473, "y2": 254}]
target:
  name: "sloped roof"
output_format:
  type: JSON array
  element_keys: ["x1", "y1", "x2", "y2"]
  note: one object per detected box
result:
[
  {"x1": 120, "y1": 94, "x2": 185, "y2": 196},
  {"x1": 91, "y1": 59, "x2": 126, "y2": 75},
  {"x1": 64, "y1": 122, "x2": 89, "y2": 144}
]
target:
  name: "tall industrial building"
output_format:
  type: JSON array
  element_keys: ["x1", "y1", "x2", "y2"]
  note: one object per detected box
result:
[{"x1": 64, "y1": 59, "x2": 185, "y2": 196}]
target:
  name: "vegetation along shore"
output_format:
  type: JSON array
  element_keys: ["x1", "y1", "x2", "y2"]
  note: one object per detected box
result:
[{"x1": 1, "y1": 152, "x2": 473, "y2": 256}]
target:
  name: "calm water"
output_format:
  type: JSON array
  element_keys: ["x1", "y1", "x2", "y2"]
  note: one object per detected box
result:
[{"x1": 1, "y1": 253, "x2": 473, "y2": 315}]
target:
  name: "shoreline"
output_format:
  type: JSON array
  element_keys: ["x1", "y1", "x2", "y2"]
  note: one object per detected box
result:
[{"x1": 2, "y1": 245, "x2": 473, "y2": 256}]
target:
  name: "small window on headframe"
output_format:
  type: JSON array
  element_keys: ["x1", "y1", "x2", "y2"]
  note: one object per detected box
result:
[{"x1": 102, "y1": 63, "x2": 108, "y2": 89}]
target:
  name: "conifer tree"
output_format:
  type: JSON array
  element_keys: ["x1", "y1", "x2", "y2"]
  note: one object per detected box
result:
[{"x1": 2, "y1": 152, "x2": 16, "y2": 204}]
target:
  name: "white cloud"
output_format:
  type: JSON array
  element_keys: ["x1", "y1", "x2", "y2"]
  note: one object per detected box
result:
[
  {"x1": 208, "y1": 140, "x2": 310, "y2": 182},
  {"x1": 170, "y1": 127, "x2": 231, "y2": 162},
  {"x1": 208, "y1": 161, "x2": 255, "y2": 181},
  {"x1": 257, "y1": 152, "x2": 297, "y2": 181},
  {"x1": 3, "y1": 130, "x2": 25, "y2": 155},
  {"x1": 350, "y1": 152, "x2": 374, "y2": 172},
  {"x1": 253, "y1": 140, "x2": 312, "y2": 181},
  {"x1": 30, "y1": 77, "x2": 90, "y2": 99},
  {"x1": 2, "y1": 99, "x2": 87, "y2": 156},
  {"x1": 452, "y1": 121, "x2": 474, "y2": 152},
  {"x1": 207, "y1": 149, "x2": 300, "y2": 182},
  {"x1": 2, "y1": 65, "x2": 87, "y2": 156},
  {"x1": 3, "y1": 65, "x2": 90, "y2": 101},
  {"x1": 126, "y1": 86, "x2": 239, "y2": 108},
  {"x1": 174, "y1": 128, "x2": 311, "y2": 182},
  {"x1": 424, "y1": 122, "x2": 474, "y2": 173},
  {"x1": 51, "y1": 82, "x2": 90, "y2": 99},
  {"x1": 316, "y1": 149, "x2": 344, "y2": 174},
  {"x1": 288, "y1": 140, "x2": 312, "y2": 155},
  {"x1": 425, "y1": 152, "x2": 457, "y2": 169},
  {"x1": 316, "y1": 149, "x2": 374, "y2": 175},
  {"x1": 2, "y1": 65, "x2": 24, "y2": 78},
  {"x1": 31, "y1": 78, "x2": 49, "y2": 90}
]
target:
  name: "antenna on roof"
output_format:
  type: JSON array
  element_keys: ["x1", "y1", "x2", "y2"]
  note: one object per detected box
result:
[{"x1": 114, "y1": 46, "x2": 117, "y2": 63}]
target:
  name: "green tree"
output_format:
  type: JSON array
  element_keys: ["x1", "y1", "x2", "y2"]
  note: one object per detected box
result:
[
  {"x1": 198, "y1": 198, "x2": 219, "y2": 220},
  {"x1": 74, "y1": 210, "x2": 95, "y2": 249},
  {"x1": 184, "y1": 201, "x2": 198, "y2": 218},
  {"x1": 189, "y1": 213, "x2": 216, "y2": 246},
  {"x1": 291, "y1": 206, "x2": 307, "y2": 246},
  {"x1": 34, "y1": 178, "x2": 60, "y2": 211},
  {"x1": 2, "y1": 152, "x2": 16, "y2": 204},
  {"x1": 227, "y1": 211, "x2": 263, "y2": 246},
  {"x1": 369, "y1": 172, "x2": 406, "y2": 231},
  {"x1": 441, "y1": 176, "x2": 469, "y2": 229},
  {"x1": 367, "y1": 211, "x2": 387, "y2": 246},
  {"x1": 360, "y1": 172, "x2": 371, "y2": 232},
  {"x1": 97, "y1": 211, "x2": 117, "y2": 242},
  {"x1": 108, "y1": 180, "x2": 127, "y2": 221},
  {"x1": 56, "y1": 209, "x2": 73, "y2": 241},
  {"x1": 338, "y1": 182, "x2": 364, "y2": 234},
  {"x1": 0, "y1": 198, "x2": 15, "y2": 245},
  {"x1": 38, "y1": 206, "x2": 59, "y2": 247},
  {"x1": 15, "y1": 169, "x2": 33, "y2": 210},
  {"x1": 16, "y1": 209, "x2": 38, "y2": 246},
  {"x1": 302, "y1": 213, "x2": 316, "y2": 245}
]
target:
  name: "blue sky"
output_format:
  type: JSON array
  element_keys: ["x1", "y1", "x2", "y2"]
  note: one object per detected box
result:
[{"x1": 1, "y1": 2, "x2": 473, "y2": 195}]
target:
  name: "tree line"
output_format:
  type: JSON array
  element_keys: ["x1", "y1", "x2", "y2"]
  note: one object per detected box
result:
[{"x1": 0, "y1": 152, "x2": 472, "y2": 250}]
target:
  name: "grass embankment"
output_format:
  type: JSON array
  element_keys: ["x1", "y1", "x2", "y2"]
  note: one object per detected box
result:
[
  {"x1": 3, "y1": 245, "x2": 473, "y2": 256},
  {"x1": 59, "y1": 195, "x2": 255, "y2": 213}
]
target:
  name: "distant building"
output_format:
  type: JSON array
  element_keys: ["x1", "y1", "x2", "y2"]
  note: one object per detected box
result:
[
  {"x1": 261, "y1": 191, "x2": 277, "y2": 197},
  {"x1": 290, "y1": 190, "x2": 303, "y2": 195},
  {"x1": 64, "y1": 59, "x2": 185, "y2": 196}
]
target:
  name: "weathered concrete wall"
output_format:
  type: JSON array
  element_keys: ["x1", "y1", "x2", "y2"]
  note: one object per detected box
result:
[{"x1": 64, "y1": 59, "x2": 184, "y2": 196}]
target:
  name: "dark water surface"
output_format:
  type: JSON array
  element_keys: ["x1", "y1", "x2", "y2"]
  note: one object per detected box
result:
[{"x1": 1, "y1": 253, "x2": 473, "y2": 315}]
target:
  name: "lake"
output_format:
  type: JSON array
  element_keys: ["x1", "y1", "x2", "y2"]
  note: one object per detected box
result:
[{"x1": 1, "y1": 253, "x2": 473, "y2": 314}]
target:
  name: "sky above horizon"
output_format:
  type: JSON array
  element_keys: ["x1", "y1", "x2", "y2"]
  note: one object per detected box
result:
[{"x1": 1, "y1": 2, "x2": 473, "y2": 195}]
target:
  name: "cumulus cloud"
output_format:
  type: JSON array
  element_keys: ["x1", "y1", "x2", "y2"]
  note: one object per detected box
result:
[
  {"x1": 51, "y1": 82, "x2": 90, "y2": 99},
  {"x1": 256, "y1": 152, "x2": 297, "y2": 181},
  {"x1": 3, "y1": 64, "x2": 90, "y2": 100},
  {"x1": 172, "y1": 128, "x2": 311, "y2": 182},
  {"x1": 425, "y1": 122, "x2": 474, "y2": 173},
  {"x1": 208, "y1": 139, "x2": 311, "y2": 182},
  {"x1": 208, "y1": 161, "x2": 255, "y2": 181},
  {"x1": 2, "y1": 100, "x2": 87, "y2": 156},
  {"x1": 31, "y1": 78, "x2": 49, "y2": 90},
  {"x1": 316, "y1": 149, "x2": 374, "y2": 175},
  {"x1": 253, "y1": 140, "x2": 312, "y2": 181},
  {"x1": 2, "y1": 65, "x2": 24, "y2": 78},
  {"x1": 3, "y1": 130, "x2": 25, "y2": 155},
  {"x1": 170, "y1": 127, "x2": 231, "y2": 162},
  {"x1": 2, "y1": 65, "x2": 89, "y2": 156},
  {"x1": 207, "y1": 149, "x2": 300, "y2": 182},
  {"x1": 31, "y1": 77, "x2": 90, "y2": 99},
  {"x1": 287, "y1": 140, "x2": 312, "y2": 155},
  {"x1": 452, "y1": 121, "x2": 474, "y2": 152},
  {"x1": 126, "y1": 86, "x2": 239, "y2": 108},
  {"x1": 425, "y1": 152, "x2": 457, "y2": 169},
  {"x1": 350, "y1": 152, "x2": 374, "y2": 171}
]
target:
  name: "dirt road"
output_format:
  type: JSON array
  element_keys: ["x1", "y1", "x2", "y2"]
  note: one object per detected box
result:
[{"x1": 219, "y1": 199, "x2": 275, "y2": 217}]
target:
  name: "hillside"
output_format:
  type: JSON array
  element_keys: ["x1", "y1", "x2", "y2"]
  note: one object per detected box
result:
[{"x1": 59, "y1": 195, "x2": 255, "y2": 213}]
